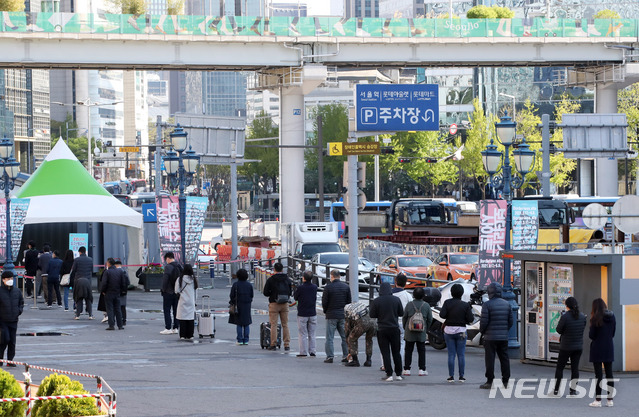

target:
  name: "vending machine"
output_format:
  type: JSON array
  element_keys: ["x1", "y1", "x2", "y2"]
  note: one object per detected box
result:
[
  {"x1": 524, "y1": 262, "x2": 545, "y2": 359},
  {"x1": 546, "y1": 263, "x2": 574, "y2": 360},
  {"x1": 524, "y1": 262, "x2": 574, "y2": 362}
]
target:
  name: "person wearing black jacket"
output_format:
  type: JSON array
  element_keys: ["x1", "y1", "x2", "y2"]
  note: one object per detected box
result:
[
  {"x1": 22, "y1": 240, "x2": 39, "y2": 298},
  {"x1": 370, "y1": 282, "x2": 403, "y2": 381},
  {"x1": 100, "y1": 258, "x2": 126, "y2": 330},
  {"x1": 589, "y1": 298, "x2": 616, "y2": 407},
  {"x1": 479, "y1": 282, "x2": 513, "y2": 389},
  {"x1": 294, "y1": 270, "x2": 318, "y2": 357},
  {"x1": 0, "y1": 271, "x2": 24, "y2": 366},
  {"x1": 160, "y1": 252, "x2": 182, "y2": 335},
  {"x1": 553, "y1": 297, "x2": 586, "y2": 396},
  {"x1": 263, "y1": 262, "x2": 292, "y2": 351},
  {"x1": 321, "y1": 269, "x2": 351, "y2": 363},
  {"x1": 440, "y1": 283, "x2": 474, "y2": 382}
]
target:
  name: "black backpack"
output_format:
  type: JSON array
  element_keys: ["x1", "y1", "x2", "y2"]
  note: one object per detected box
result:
[{"x1": 275, "y1": 277, "x2": 290, "y2": 304}]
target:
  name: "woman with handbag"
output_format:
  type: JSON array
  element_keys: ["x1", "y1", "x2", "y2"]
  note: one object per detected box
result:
[
  {"x1": 60, "y1": 250, "x2": 75, "y2": 311},
  {"x1": 175, "y1": 264, "x2": 198, "y2": 340},
  {"x1": 229, "y1": 268, "x2": 253, "y2": 345}
]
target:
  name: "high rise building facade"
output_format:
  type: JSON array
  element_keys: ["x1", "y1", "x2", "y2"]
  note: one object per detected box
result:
[{"x1": 0, "y1": 0, "x2": 51, "y2": 173}]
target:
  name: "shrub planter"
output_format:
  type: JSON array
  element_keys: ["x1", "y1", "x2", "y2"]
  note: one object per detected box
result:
[{"x1": 141, "y1": 273, "x2": 163, "y2": 292}]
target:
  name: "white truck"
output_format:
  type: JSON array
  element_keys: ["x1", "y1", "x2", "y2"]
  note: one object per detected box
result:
[{"x1": 280, "y1": 222, "x2": 341, "y2": 260}]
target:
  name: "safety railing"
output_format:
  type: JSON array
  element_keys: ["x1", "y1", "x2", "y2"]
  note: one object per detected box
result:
[
  {"x1": 1, "y1": 13, "x2": 637, "y2": 39},
  {"x1": 0, "y1": 360, "x2": 116, "y2": 417}
]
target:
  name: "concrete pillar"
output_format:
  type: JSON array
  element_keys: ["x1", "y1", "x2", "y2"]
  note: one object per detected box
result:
[
  {"x1": 595, "y1": 85, "x2": 619, "y2": 196},
  {"x1": 276, "y1": 65, "x2": 327, "y2": 224},
  {"x1": 579, "y1": 159, "x2": 593, "y2": 197},
  {"x1": 279, "y1": 87, "x2": 306, "y2": 223}
]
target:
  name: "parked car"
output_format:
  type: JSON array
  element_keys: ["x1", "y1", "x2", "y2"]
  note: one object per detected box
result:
[
  {"x1": 426, "y1": 252, "x2": 478, "y2": 282},
  {"x1": 376, "y1": 255, "x2": 433, "y2": 288},
  {"x1": 310, "y1": 252, "x2": 370, "y2": 290}
]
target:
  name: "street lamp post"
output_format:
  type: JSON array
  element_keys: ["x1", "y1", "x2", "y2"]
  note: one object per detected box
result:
[
  {"x1": 165, "y1": 125, "x2": 200, "y2": 264},
  {"x1": 481, "y1": 113, "x2": 535, "y2": 352},
  {"x1": 0, "y1": 136, "x2": 21, "y2": 274}
]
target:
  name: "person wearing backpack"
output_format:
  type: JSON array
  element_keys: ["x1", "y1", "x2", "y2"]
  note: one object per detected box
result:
[
  {"x1": 439, "y1": 283, "x2": 474, "y2": 383},
  {"x1": 263, "y1": 262, "x2": 292, "y2": 351},
  {"x1": 402, "y1": 287, "x2": 433, "y2": 376}
]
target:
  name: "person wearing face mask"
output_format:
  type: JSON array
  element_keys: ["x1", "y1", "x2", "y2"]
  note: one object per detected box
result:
[{"x1": 0, "y1": 271, "x2": 24, "y2": 367}]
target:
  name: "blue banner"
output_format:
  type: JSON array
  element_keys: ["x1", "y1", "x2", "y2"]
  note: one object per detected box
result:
[
  {"x1": 511, "y1": 200, "x2": 539, "y2": 287},
  {"x1": 356, "y1": 84, "x2": 439, "y2": 132}
]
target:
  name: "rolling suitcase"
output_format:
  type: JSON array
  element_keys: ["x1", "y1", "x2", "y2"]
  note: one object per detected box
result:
[
  {"x1": 260, "y1": 322, "x2": 281, "y2": 349},
  {"x1": 198, "y1": 295, "x2": 215, "y2": 338}
]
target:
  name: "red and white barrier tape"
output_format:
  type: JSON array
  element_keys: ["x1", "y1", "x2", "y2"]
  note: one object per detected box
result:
[{"x1": 0, "y1": 393, "x2": 109, "y2": 403}]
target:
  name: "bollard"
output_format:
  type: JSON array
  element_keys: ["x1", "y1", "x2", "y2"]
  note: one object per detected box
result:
[{"x1": 209, "y1": 260, "x2": 215, "y2": 279}]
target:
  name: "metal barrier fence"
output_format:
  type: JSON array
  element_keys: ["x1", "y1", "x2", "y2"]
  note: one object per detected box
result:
[{"x1": 0, "y1": 360, "x2": 116, "y2": 417}]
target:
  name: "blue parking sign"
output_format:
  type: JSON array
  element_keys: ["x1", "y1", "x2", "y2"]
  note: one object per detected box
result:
[{"x1": 356, "y1": 84, "x2": 439, "y2": 132}]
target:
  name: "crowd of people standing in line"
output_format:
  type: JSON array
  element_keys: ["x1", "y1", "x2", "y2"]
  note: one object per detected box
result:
[
  {"x1": 224, "y1": 264, "x2": 617, "y2": 406},
  {"x1": 1, "y1": 247, "x2": 619, "y2": 406}
]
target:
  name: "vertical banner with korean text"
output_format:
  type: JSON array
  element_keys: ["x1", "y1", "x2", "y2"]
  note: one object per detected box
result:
[
  {"x1": 156, "y1": 196, "x2": 182, "y2": 264},
  {"x1": 478, "y1": 200, "x2": 507, "y2": 290},
  {"x1": 184, "y1": 197, "x2": 208, "y2": 265},
  {"x1": 0, "y1": 198, "x2": 31, "y2": 263},
  {"x1": 511, "y1": 200, "x2": 539, "y2": 288}
]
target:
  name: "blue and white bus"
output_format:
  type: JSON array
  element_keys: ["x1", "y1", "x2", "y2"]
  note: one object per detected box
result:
[
  {"x1": 329, "y1": 201, "x2": 393, "y2": 237},
  {"x1": 553, "y1": 195, "x2": 620, "y2": 229}
]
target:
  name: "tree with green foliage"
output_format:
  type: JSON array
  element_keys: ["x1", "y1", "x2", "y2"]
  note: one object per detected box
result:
[
  {"x1": 549, "y1": 94, "x2": 579, "y2": 192},
  {"x1": 0, "y1": 369, "x2": 27, "y2": 417},
  {"x1": 593, "y1": 10, "x2": 621, "y2": 19},
  {"x1": 467, "y1": 5, "x2": 514, "y2": 18},
  {"x1": 109, "y1": 0, "x2": 145, "y2": 14},
  {"x1": 240, "y1": 111, "x2": 279, "y2": 197},
  {"x1": 305, "y1": 104, "x2": 349, "y2": 195},
  {"x1": 383, "y1": 131, "x2": 458, "y2": 196},
  {"x1": 0, "y1": 0, "x2": 24, "y2": 11},
  {"x1": 618, "y1": 83, "x2": 639, "y2": 189},
  {"x1": 514, "y1": 100, "x2": 543, "y2": 192},
  {"x1": 166, "y1": 0, "x2": 184, "y2": 15},
  {"x1": 461, "y1": 99, "x2": 497, "y2": 199},
  {"x1": 32, "y1": 374, "x2": 100, "y2": 417}
]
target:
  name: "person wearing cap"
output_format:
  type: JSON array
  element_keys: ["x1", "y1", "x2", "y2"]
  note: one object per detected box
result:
[{"x1": 0, "y1": 271, "x2": 24, "y2": 366}]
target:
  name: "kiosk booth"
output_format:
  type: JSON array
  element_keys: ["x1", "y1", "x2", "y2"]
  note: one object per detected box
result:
[{"x1": 511, "y1": 250, "x2": 639, "y2": 372}]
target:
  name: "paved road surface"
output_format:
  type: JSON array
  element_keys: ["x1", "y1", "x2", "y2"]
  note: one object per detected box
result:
[{"x1": 5, "y1": 274, "x2": 636, "y2": 416}]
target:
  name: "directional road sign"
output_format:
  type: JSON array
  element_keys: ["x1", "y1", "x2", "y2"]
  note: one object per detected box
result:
[
  {"x1": 142, "y1": 203, "x2": 157, "y2": 223},
  {"x1": 328, "y1": 142, "x2": 380, "y2": 156},
  {"x1": 356, "y1": 84, "x2": 439, "y2": 132}
]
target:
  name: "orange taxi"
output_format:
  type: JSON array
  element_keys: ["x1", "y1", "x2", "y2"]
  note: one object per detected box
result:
[
  {"x1": 376, "y1": 255, "x2": 433, "y2": 288},
  {"x1": 426, "y1": 252, "x2": 478, "y2": 282}
]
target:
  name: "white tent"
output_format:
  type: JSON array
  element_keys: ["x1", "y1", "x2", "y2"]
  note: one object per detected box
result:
[{"x1": 15, "y1": 140, "x2": 143, "y2": 273}]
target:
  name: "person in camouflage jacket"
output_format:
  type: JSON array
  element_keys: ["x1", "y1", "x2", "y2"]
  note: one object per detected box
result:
[{"x1": 344, "y1": 302, "x2": 377, "y2": 367}]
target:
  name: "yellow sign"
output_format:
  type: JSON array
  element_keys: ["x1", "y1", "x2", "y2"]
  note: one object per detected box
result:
[
  {"x1": 119, "y1": 147, "x2": 140, "y2": 152},
  {"x1": 327, "y1": 142, "x2": 380, "y2": 156},
  {"x1": 328, "y1": 142, "x2": 343, "y2": 156}
]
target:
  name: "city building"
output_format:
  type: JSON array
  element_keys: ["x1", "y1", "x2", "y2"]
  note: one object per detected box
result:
[{"x1": 0, "y1": 1, "x2": 51, "y2": 174}]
